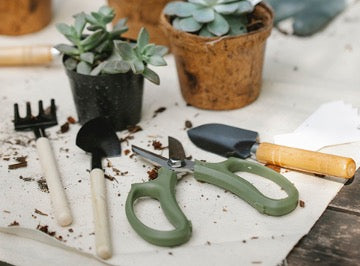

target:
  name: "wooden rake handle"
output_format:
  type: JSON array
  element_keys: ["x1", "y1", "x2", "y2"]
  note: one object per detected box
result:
[
  {"x1": 0, "y1": 45, "x2": 53, "y2": 66},
  {"x1": 256, "y1": 142, "x2": 356, "y2": 179}
]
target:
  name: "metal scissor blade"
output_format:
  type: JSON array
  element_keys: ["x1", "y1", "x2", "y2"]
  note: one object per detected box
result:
[
  {"x1": 132, "y1": 145, "x2": 170, "y2": 169},
  {"x1": 168, "y1": 136, "x2": 186, "y2": 161}
]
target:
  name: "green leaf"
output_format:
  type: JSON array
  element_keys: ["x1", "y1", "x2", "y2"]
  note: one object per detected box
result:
[
  {"x1": 137, "y1": 27, "x2": 149, "y2": 52},
  {"x1": 80, "y1": 30, "x2": 104, "y2": 49},
  {"x1": 102, "y1": 60, "x2": 131, "y2": 74},
  {"x1": 148, "y1": 55, "x2": 167, "y2": 66},
  {"x1": 80, "y1": 52, "x2": 95, "y2": 64},
  {"x1": 224, "y1": 14, "x2": 248, "y2": 36},
  {"x1": 85, "y1": 14, "x2": 99, "y2": 26},
  {"x1": 164, "y1": 2, "x2": 198, "y2": 17},
  {"x1": 179, "y1": 17, "x2": 202, "y2": 32},
  {"x1": 236, "y1": 1, "x2": 253, "y2": 14},
  {"x1": 188, "y1": 0, "x2": 207, "y2": 5},
  {"x1": 131, "y1": 59, "x2": 145, "y2": 74},
  {"x1": 90, "y1": 62, "x2": 106, "y2": 76},
  {"x1": 76, "y1": 61, "x2": 92, "y2": 75},
  {"x1": 207, "y1": 12, "x2": 229, "y2": 36},
  {"x1": 172, "y1": 17, "x2": 182, "y2": 30},
  {"x1": 143, "y1": 67, "x2": 160, "y2": 85},
  {"x1": 153, "y1": 45, "x2": 168, "y2": 56},
  {"x1": 199, "y1": 26, "x2": 216, "y2": 37},
  {"x1": 56, "y1": 23, "x2": 72, "y2": 35},
  {"x1": 64, "y1": 57, "x2": 78, "y2": 71},
  {"x1": 192, "y1": 7, "x2": 214, "y2": 23},
  {"x1": 114, "y1": 41, "x2": 137, "y2": 61},
  {"x1": 73, "y1": 12, "x2": 86, "y2": 36},
  {"x1": 99, "y1": 6, "x2": 114, "y2": 17},
  {"x1": 113, "y1": 18, "x2": 128, "y2": 31},
  {"x1": 142, "y1": 44, "x2": 156, "y2": 56},
  {"x1": 54, "y1": 44, "x2": 80, "y2": 55},
  {"x1": 214, "y1": 2, "x2": 240, "y2": 15}
]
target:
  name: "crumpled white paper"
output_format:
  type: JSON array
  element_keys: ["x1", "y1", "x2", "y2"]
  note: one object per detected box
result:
[{"x1": 274, "y1": 101, "x2": 360, "y2": 151}]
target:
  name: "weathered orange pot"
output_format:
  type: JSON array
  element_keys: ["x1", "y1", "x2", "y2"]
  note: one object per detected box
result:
[
  {"x1": 108, "y1": 0, "x2": 172, "y2": 46},
  {"x1": 0, "y1": 0, "x2": 51, "y2": 36},
  {"x1": 160, "y1": 3, "x2": 273, "y2": 110}
]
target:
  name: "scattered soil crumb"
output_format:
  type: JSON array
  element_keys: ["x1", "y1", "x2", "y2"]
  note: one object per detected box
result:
[
  {"x1": 37, "y1": 177, "x2": 49, "y2": 193},
  {"x1": 152, "y1": 140, "x2": 166, "y2": 150},
  {"x1": 242, "y1": 240, "x2": 246, "y2": 243},
  {"x1": 168, "y1": 252, "x2": 173, "y2": 256},
  {"x1": 34, "y1": 209, "x2": 48, "y2": 216},
  {"x1": 9, "y1": 156, "x2": 28, "y2": 170},
  {"x1": 206, "y1": 241, "x2": 211, "y2": 245},
  {"x1": 185, "y1": 120, "x2": 193, "y2": 129},
  {"x1": 37, "y1": 224, "x2": 55, "y2": 237},
  {"x1": 60, "y1": 122, "x2": 70, "y2": 133},
  {"x1": 67, "y1": 116, "x2": 77, "y2": 124},
  {"x1": 8, "y1": 221, "x2": 19, "y2": 227},
  {"x1": 106, "y1": 159, "x2": 113, "y2": 168},
  {"x1": 3, "y1": 210, "x2": 10, "y2": 214},
  {"x1": 3, "y1": 157, "x2": 10, "y2": 161},
  {"x1": 105, "y1": 174, "x2": 118, "y2": 183},
  {"x1": 251, "y1": 236, "x2": 259, "y2": 240},
  {"x1": 127, "y1": 125, "x2": 143, "y2": 134},
  {"x1": 222, "y1": 207, "x2": 227, "y2": 212},
  {"x1": 124, "y1": 149, "x2": 131, "y2": 156},
  {"x1": 69, "y1": 228, "x2": 74, "y2": 233},
  {"x1": 153, "y1": 107, "x2": 166, "y2": 118},
  {"x1": 251, "y1": 261, "x2": 262, "y2": 264},
  {"x1": 19, "y1": 175, "x2": 34, "y2": 182},
  {"x1": 265, "y1": 164, "x2": 281, "y2": 173},
  {"x1": 147, "y1": 168, "x2": 159, "y2": 180},
  {"x1": 299, "y1": 200, "x2": 305, "y2": 208}
]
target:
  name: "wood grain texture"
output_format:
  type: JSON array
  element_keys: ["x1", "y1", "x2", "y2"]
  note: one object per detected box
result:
[
  {"x1": 0, "y1": 45, "x2": 52, "y2": 66},
  {"x1": 256, "y1": 142, "x2": 356, "y2": 178},
  {"x1": 160, "y1": 4, "x2": 273, "y2": 110},
  {"x1": 0, "y1": 0, "x2": 51, "y2": 36}
]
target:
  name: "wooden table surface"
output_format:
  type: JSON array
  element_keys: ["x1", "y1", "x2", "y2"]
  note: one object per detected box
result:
[{"x1": 287, "y1": 170, "x2": 360, "y2": 265}]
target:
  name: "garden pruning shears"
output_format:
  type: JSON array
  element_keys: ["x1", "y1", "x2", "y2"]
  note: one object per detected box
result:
[{"x1": 125, "y1": 137, "x2": 299, "y2": 247}]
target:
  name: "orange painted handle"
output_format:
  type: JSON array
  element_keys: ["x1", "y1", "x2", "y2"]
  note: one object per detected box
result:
[
  {"x1": 256, "y1": 142, "x2": 356, "y2": 179},
  {"x1": 0, "y1": 45, "x2": 53, "y2": 66}
]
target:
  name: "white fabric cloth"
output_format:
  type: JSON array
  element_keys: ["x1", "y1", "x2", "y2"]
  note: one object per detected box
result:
[{"x1": 1, "y1": 1, "x2": 360, "y2": 265}]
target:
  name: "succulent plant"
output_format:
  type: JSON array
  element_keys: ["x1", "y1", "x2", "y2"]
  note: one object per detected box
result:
[
  {"x1": 55, "y1": 6, "x2": 168, "y2": 84},
  {"x1": 164, "y1": 0, "x2": 261, "y2": 37}
]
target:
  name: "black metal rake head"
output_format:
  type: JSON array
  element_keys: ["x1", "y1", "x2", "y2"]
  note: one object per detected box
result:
[{"x1": 14, "y1": 99, "x2": 58, "y2": 133}]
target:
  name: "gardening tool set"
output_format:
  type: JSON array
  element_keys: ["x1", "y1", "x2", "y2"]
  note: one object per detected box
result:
[{"x1": 12, "y1": 99, "x2": 357, "y2": 259}]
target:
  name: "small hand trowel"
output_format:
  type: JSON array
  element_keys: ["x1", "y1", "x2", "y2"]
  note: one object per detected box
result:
[
  {"x1": 76, "y1": 117, "x2": 121, "y2": 259},
  {"x1": 188, "y1": 123, "x2": 356, "y2": 179}
]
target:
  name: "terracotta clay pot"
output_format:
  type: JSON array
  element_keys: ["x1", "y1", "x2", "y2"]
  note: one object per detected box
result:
[
  {"x1": 0, "y1": 0, "x2": 51, "y2": 36},
  {"x1": 160, "y1": 3, "x2": 273, "y2": 110},
  {"x1": 108, "y1": 0, "x2": 172, "y2": 46}
]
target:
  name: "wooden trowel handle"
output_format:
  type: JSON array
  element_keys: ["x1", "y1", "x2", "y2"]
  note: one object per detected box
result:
[
  {"x1": 256, "y1": 142, "x2": 356, "y2": 179},
  {"x1": 0, "y1": 45, "x2": 53, "y2": 66}
]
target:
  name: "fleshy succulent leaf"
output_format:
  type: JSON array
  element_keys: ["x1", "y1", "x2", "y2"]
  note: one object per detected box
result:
[
  {"x1": 137, "y1": 27, "x2": 149, "y2": 52},
  {"x1": 54, "y1": 44, "x2": 80, "y2": 55},
  {"x1": 76, "y1": 61, "x2": 92, "y2": 75},
  {"x1": 148, "y1": 55, "x2": 167, "y2": 66},
  {"x1": 80, "y1": 52, "x2": 95, "y2": 64},
  {"x1": 143, "y1": 67, "x2": 160, "y2": 85},
  {"x1": 192, "y1": 7, "x2": 215, "y2": 23},
  {"x1": 102, "y1": 60, "x2": 131, "y2": 74},
  {"x1": 164, "y1": 2, "x2": 198, "y2": 17},
  {"x1": 207, "y1": 12, "x2": 230, "y2": 36},
  {"x1": 179, "y1": 17, "x2": 202, "y2": 32},
  {"x1": 214, "y1": 2, "x2": 240, "y2": 14}
]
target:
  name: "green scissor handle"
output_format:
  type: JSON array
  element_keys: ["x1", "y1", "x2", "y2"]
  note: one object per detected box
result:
[
  {"x1": 194, "y1": 157, "x2": 299, "y2": 216},
  {"x1": 125, "y1": 167, "x2": 192, "y2": 247}
]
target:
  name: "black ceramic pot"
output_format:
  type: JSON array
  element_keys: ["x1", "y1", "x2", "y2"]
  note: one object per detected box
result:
[{"x1": 65, "y1": 64, "x2": 144, "y2": 131}]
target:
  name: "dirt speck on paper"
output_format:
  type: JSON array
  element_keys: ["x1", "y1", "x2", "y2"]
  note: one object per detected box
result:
[
  {"x1": 147, "y1": 168, "x2": 159, "y2": 180},
  {"x1": 60, "y1": 122, "x2": 70, "y2": 133},
  {"x1": 185, "y1": 120, "x2": 193, "y2": 129},
  {"x1": 152, "y1": 140, "x2": 166, "y2": 150},
  {"x1": 8, "y1": 156, "x2": 28, "y2": 170},
  {"x1": 8, "y1": 221, "x2": 19, "y2": 227},
  {"x1": 299, "y1": 200, "x2": 305, "y2": 208},
  {"x1": 34, "y1": 209, "x2": 48, "y2": 216},
  {"x1": 37, "y1": 177, "x2": 49, "y2": 193},
  {"x1": 67, "y1": 116, "x2": 77, "y2": 124},
  {"x1": 153, "y1": 107, "x2": 166, "y2": 118},
  {"x1": 105, "y1": 174, "x2": 118, "y2": 183}
]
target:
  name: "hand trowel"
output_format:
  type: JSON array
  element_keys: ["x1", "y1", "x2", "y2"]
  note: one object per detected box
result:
[
  {"x1": 76, "y1": 117, "x2": 121, "y2": 259},
  {"x1": 188, "y1": 123, "x2": 356, "y2": 179}
]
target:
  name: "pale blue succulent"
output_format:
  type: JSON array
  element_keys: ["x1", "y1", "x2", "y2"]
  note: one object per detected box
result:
[{"x1": 164, "y1": 0, "x2": 260, "y2": 37}]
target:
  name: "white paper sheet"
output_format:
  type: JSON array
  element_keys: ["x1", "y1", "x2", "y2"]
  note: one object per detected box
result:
[
  {"x1": 1, "y1": 1, "x2": 360, "y2": 266},
  {"x1": 274, "y1": 101, "x2": 360, "y2": 151}
]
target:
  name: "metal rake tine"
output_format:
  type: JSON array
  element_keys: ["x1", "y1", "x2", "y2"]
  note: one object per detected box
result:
[
  {"x1": 14, "y1": 103, "x2": 21, "y2": 122},
  {"x1": 38, "y1": 100, "x2": 44, "y2": 116},
  {"x1": 50, "y1": 99, "x2": 56, "y2": 116},
  {"x1": 26, "y1": 102, "x2": 32, "y2": 118}
]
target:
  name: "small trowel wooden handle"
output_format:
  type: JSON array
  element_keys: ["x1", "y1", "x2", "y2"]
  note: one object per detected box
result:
[
  {"x1": 0, "y1": 45, "x2": 53, "y2": 66},
  {"x1": 256, "y1": 142, "x2": 356, "y2": 179}
]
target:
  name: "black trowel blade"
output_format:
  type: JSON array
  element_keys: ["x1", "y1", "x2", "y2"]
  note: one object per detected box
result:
[
  {"x1": 76, "y1": 117, "x2": 121, "y2": 157},
  {"x1": 187, "y1": 123, "x2": 258, "y2": 159}
]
